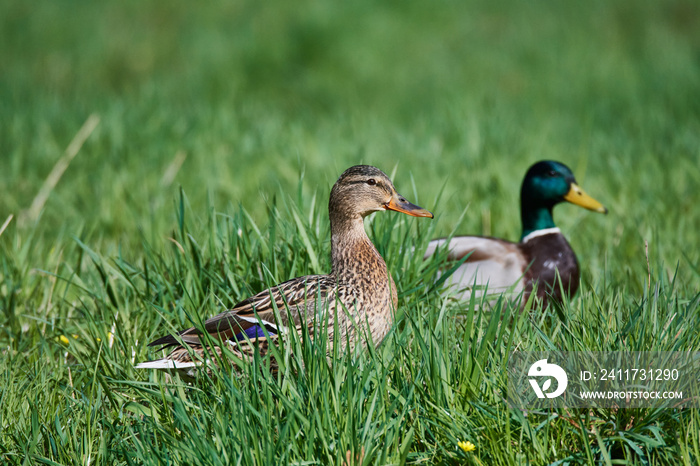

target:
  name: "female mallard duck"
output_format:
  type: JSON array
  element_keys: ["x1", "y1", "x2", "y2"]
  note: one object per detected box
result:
[
  {"x1": 424, "y1": 160, "x2": 606, "y2": 307},
  {"x1": 137, "y1": 165, "x2": 432, "y2": 372}
]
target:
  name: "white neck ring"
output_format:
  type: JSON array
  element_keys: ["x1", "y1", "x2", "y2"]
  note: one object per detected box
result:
[{"x1": 522, "y1": 227, "x2": 561, "y2": 243}]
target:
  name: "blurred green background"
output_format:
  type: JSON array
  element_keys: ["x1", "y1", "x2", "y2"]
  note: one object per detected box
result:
[{"x1": 3, "y1": 0, "x2": 698, "y2": 252}]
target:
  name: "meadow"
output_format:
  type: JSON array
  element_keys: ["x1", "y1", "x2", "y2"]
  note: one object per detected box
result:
[{"x1": 1, "y1": 0, "x2": 699, "y2": 464}]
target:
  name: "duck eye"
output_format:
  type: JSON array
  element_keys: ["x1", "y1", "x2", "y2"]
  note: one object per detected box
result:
[
  {"x1": 548, "y1": 170, "x2": 557, "y2": 177},
  {"x1": 366, "y1": 179, "x2": 377, "y2": 186}
]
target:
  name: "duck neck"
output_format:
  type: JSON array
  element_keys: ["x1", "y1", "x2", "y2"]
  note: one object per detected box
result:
[
  {"x1": 520, "y1": 203, "x2": 556, "y2": 241},
  {"x1": 330, "y1": 215, "x2": 386, "y2": 279}
]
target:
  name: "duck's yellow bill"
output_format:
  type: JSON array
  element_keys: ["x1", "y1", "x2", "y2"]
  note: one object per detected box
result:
[
  {"x1": 385, "y1": 194, "x2": 433, "y2": 218},
  {"x1": 564, "y1": 183, "x2": 608, "y2": 214}
]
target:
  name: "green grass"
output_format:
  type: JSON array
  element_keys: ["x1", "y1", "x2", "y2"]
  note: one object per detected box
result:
[{"x1": 1, "y1": 0, "x2": 700, "y2": 464}]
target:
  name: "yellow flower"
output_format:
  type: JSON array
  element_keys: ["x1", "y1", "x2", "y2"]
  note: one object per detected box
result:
[
  {"x1": 458, "y1": 440, "x2": 476, "y2": 453},
  {"x1": 59, "y1": 335, "x2": 70, "y2": 345}
]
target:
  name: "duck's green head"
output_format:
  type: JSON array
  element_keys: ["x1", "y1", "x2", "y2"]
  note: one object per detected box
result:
[{"x1": 520, "y1": 160, "x2": 607, "y2": 239}]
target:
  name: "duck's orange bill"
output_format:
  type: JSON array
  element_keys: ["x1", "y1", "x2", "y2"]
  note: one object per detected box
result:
[
  {"x1": 385, "y1": 194, "x2": 434, "y2": 218},
  {"x1": 563, "y1": 183, "x2": 608, "y2": 214}
]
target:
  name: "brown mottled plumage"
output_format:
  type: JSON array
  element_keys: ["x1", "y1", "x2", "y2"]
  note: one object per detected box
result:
[{"x1": 136, "y1": 165, "x2": 432, "y2": 373}]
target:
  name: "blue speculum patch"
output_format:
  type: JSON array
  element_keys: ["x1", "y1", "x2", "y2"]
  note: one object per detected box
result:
[{"x1": 233, "y1": 325, "x2": 275, "y2": 341}]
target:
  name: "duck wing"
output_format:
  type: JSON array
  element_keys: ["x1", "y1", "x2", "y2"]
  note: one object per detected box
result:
[
  {"x1": 147, "y1": 274, "x2": 336, "y2": 349},
  {"x1": 425, "y1": 236, "x2": 528, "y2": 299}
]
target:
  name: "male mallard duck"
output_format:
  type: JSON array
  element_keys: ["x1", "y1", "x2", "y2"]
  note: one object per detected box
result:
[
  {"x1": 424, "y1": 160, "x2": 606, "y2": 307},
  {"x1": 137, "y1": 165, "x2": 433, "y2": 373}
]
